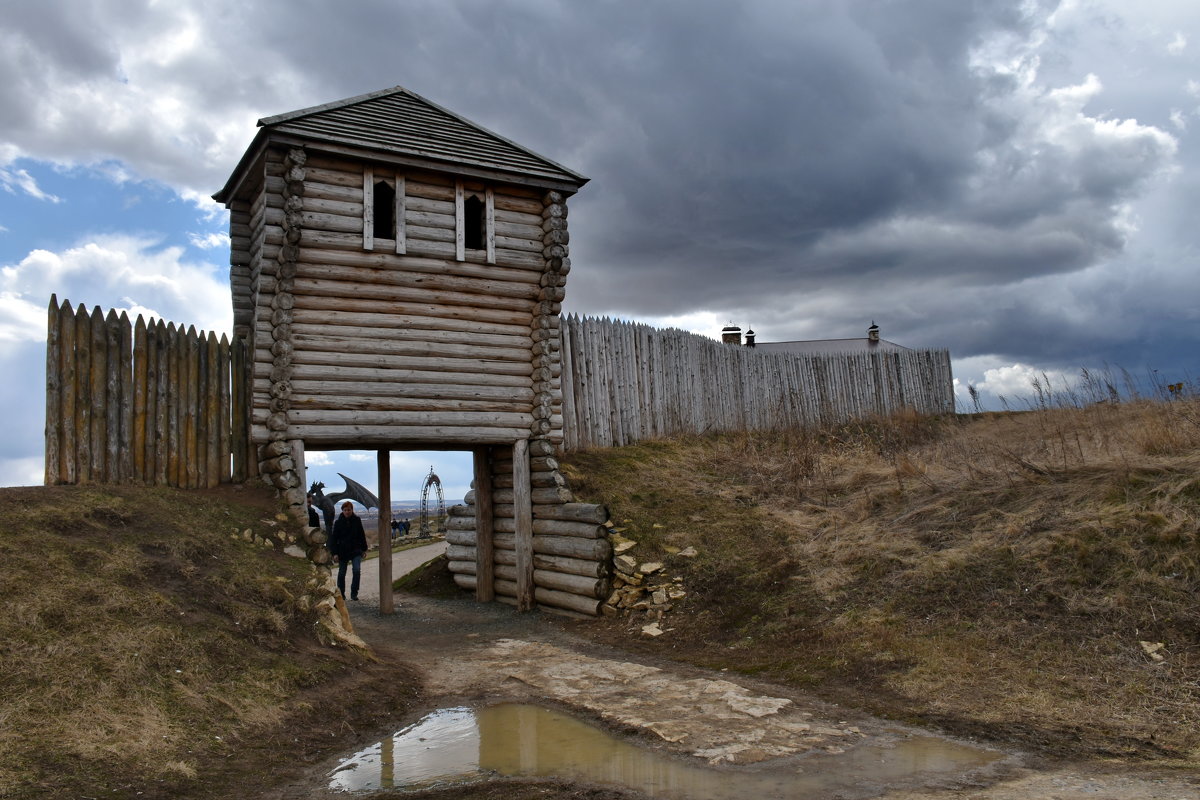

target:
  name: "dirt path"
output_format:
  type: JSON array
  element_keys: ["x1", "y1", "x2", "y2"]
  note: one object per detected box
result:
[
  {"x1": 353, "y1": 541, "x2": 447, "y2": 605},
  {"x1": 286, "y1": 571, "x2": 1198, "y2": 800}
]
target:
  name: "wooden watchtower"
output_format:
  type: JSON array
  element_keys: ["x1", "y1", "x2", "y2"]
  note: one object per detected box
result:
[{"x1": 214, "y1": 87, "x2": 599, "y2": 612}]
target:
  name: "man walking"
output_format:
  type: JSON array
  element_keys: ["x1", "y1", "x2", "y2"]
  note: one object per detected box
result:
[{"x1": 330, "y1": 500, "x2": 368, "y2": 601}]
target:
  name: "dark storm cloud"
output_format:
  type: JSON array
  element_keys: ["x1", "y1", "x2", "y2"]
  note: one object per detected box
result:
[{"x1": 0, "y1": 0, "x2": 1190, "y2": 378}]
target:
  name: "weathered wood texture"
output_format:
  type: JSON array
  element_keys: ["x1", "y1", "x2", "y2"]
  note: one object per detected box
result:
[
  {"x1": 445, "y1": 444, "x2": 611, "y2": 616},
  {"x1": 44, "y1": 298, "x2": 234, "y2": 486},
  {"x1": 559, "y1": 315, "x2": 955, "y2": 451},
  {"x1": 244, "y1": 151, "x2": 551, "y2": 447}
]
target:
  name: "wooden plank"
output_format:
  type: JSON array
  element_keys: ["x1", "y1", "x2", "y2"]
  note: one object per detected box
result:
[
  {"x1": 144, "y1": 319, "x2": 158, "y2": 484},
  {"x1": 44, "y1": 296, "x2": 61, "y2": 485},
  {"x1": 219, "y1": 334, "x2": 231, "y2": 483},
  {"x1": 118, "y1": 312, "x2": 134, "y2": 482},
  {"x1": 377, "y1": 449, "x2": 394, "y2": 614},
  {"x1": 395, "y1": 174, "x2": 406, "y2": 255},
  {"x1": 154, "y1": 321, "x2": 169, "y2": 486},
  {"x1": 167, "y1": 323, "x2": 180, "y2": 487},
  {"x1": 74, "y1": 305, "x2": 92, "y2": 483},
  {"x1": 59, "y1": 300, "x2": 77, "y2": 484},
  {"x1": 231, "y1": 334, "x2": 246, "y2": 482},
  {"x1": 291, "y1": 262, "x2": 541, "y2": 302},
  {"x1": 473, "y1": 446, "x2": 494, "y2": 602},
  {"x1": 512, "y1": 437, "x2": 533, "y2": 611},
  {"x1": 104, "y1": 309, "x2": 122, "y2": 481},
  {"x1": 362, "y1": 167, "x2": 374, "y2": 250},
  {"x1": 206, "y1": 332, "x2": 220, "y2": 488},
  {"x1": 132, "y1": 315, "x2": 147, "y2": 482},
  {"x1": 485, "y1": 187, "x2": 495, "y2": 264},
  {"x1": 186, "y1": 326, "x2": 201, "y2": 489},
  {"x1": 89, "y1": 307, "x2": 107, "y2": 481},
  {"x1": 454, "y1": 179, "x2": 465, "y2": 262}
]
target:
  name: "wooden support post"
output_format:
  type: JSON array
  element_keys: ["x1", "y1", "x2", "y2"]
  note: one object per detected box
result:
[
  {"x1": 133, "y1": 316, "x2": 148, "y2": 482},
  {"x1": 218, "y1": 335, "x2": 231, "y2": 483},
  {"x1": 230, "y1": 334, "x2": 246, "y2": 483},
  {"x1": 74, "y1": 305, "x2": 91, "y2": 484},
  {"x1": 59, "y1": 300, "x2": 76, "y2": 485},
  {"x1": 45, "y1": 296, "x2": 61, "y2": 486},
  {"x1": 104, "y1": 309, "x2": 120, "y2": 483},
  {"x1": 512, "y1": 437, "x2": 534, "y2": 611},
  {"x1": 473, "y1": 445, "x2": 495, "y2": 602},
  {"x1": 377, "y1": 448, "x2": 394, "y2": 615},
  {"x1": 206, "y1": 332, "x2": 220, "y2": 488},
  {"x1": 118, "y1": 312, "x2": 133, "y2": 482},
  {"x1": 89, "y1": 306, "x2": 106, "y2": 481}
]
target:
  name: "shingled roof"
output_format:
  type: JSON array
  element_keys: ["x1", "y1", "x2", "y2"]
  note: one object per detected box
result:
[{"x1": 215, "y1": 86, "x2": 587, "y2": 203}]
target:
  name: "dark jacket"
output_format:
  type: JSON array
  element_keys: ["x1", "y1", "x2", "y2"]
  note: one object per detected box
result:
[
  {"x1": 307, "y1": 504, "x2": 320, "y2": 528},
  {"x1": 330, "y1": 512, "x2": 368, "y2": 560}
]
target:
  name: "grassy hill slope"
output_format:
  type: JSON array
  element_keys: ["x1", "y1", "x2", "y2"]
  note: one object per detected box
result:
[
  {"x1": 563, "y1": 398, "x2": 1200, "y2": 762},
  {"x1": 0, "y1": 484, "x2": 418, "y2": 800}
]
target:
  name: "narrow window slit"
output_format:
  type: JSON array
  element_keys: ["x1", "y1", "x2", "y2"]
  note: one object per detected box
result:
[{"x1": 373, "y1": 181, "x2": 395, "y2": 239}]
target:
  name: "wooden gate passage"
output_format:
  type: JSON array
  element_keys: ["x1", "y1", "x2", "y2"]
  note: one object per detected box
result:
[
  {"x1": 43, "y1": 295, "x2": 249, "y2": 487},
  {"x1": 41, "y1": 85, "x2": 958, "y2": 618}
]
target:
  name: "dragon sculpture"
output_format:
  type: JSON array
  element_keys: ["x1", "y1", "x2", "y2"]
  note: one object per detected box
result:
[{"x1": 308, "y1": 473, "x2": 381, "y2": 536}]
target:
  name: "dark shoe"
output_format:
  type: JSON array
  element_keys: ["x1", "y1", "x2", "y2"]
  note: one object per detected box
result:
[{"x1": 351, "y1": 596, "x2": 359, "y2": 601}]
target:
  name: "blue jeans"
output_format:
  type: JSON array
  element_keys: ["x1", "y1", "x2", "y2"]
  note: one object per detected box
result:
[{"x1": 337, "y1": 554, "x2": 363, "y2": 599}]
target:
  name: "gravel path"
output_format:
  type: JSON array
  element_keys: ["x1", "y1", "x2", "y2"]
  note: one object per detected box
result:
[{"x1": 352, "y1": 540, "x2": 446, "y2": 605}]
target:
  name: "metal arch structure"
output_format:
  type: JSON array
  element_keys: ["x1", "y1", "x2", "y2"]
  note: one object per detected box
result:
[{"x1": 418, "y1": 467, "x2": 446, "y2": 538}]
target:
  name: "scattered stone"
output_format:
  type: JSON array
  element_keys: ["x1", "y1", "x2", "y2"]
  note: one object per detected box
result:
[
  {"x1": 652, "y1": 523, "x2": 665, "y2": 529},
  {"x1": 652, "y1": 589, "x2": 668, "y2": 605},
  {"x1": 284, "y1": 545, "x2": 307, "y2": 559},
  {"x1": 677, "y1": 546, "x2": 698, "y2": 558},
  {"x1": 663, "y1": 545, "x2": 681, "y2": 554},
  {"x1": 668, "y1": 587, "x2": 687, "y2": 600},
  {"x1": 615, "y1": 554, "x2": 638, "y2": 572},
  {"x1": 640, "y1": 561, "x2": 664, "y2": 575},
  {"x1": 613, "y1": 540, "x2": 637, "y2": 554},
  {"x1": 275, "y1": 513, "x2": 289, "y2": 522},
  {"x1": 641, "y1": 622, "x2": 664, "y2": 636},
  {"x1": 1140, "y1": 641, "x2": 1167, "y2": 661}
]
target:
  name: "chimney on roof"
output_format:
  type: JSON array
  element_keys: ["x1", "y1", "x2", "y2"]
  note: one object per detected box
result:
[
  {"x1": 744, "y1": 328, "x2": 756, "y2": 348},
  {"x1": 867, "y1": 321, "x2": 880, "y2": 344},
  {"x1": 721, "y1": 324, "x2": 742, "y2": 345}
]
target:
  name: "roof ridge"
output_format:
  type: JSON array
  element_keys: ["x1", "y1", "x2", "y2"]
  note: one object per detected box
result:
[
  {"x1": 258, "y1": 86, "x2": 587, "y2": 184},
  {"x1": 257, "y1": 86, "x2": 410, "y2": 127}
]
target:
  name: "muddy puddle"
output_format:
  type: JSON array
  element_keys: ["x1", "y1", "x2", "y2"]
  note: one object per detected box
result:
[{"x1": 329, "y1": 703, "x2": 1002, "y2": 798}]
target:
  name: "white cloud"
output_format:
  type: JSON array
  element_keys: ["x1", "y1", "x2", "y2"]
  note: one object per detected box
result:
[
  {"x1": 638, "y1": 310, "x2": 725, "y2": 339},
  {"x1": 0, "y1": 291, "x2": 49, "y2": 342},
  {"x1": 188, "y1": 231, "x2": 230, "y2": 250},
  {"x1": 306, "y1": 451, "x2": 333, "y2": 467},
  {"x1": 0, "y1": 234, "x2": 232, "y2": 340},
  {"x1": 348, "y1": 453, "x2": 372, "y2": 462},
  {"x1": 0, "y1": 165, "x2": 61, "y2": 202},
  {"x1": 1170, "y1": 109, "x2": 1187, "y2": 130},
  {"x1": 1168, "y1": 32, "x2": 1187, "y2": 55},
  {"x1": 973, "y1": 363, "x2": 1075, "y2": 401}
]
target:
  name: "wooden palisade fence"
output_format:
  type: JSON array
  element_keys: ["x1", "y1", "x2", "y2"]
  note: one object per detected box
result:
[
  {"x1": 559, "y1": 315, "x2": 954, "y2": 451},
  {"x1": 44, "y1": 295, "x2": 248, "y2": 487}
]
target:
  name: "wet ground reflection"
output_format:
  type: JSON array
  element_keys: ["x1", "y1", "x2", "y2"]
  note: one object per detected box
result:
[{"x1": 329, "y1": 703, "x2": 1001, "y2": 798}]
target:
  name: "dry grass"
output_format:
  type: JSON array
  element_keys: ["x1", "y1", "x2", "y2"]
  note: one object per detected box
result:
[
  {"x1": 0, "y1": 484, "x2": 343, "y2": 799},
  {"x1": 565, "y1": 396, "x2": 1200, "y2": 761}
]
